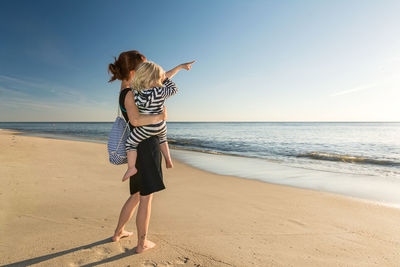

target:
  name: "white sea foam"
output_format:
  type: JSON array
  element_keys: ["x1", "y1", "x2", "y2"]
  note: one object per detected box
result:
[{"x1": 171, "y1": 149, "x2": 400, "y2": 208}]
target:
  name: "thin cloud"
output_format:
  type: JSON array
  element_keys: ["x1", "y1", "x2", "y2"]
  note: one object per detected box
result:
[
  {"x1": 0, "y1": 75, "x2": 111, "y2": 114},
  {"x1": 0, "y1": 74, "x2": 89, "y2": 103},
  {"x1": 330, "y1": 83, "x2": 378, "y2": 97},
  {"x1": 0, "y1": 75, "x2": 51, "y2": 91},
  {"x1": 331, "y1": 57, "x2": 400, "y2": 97},
  {"x1": 0, "y1": 86, "x2": 32, "y2": 98},
  {"x1": 1, "y1": 98, "x2": 57, "y2": 110}
]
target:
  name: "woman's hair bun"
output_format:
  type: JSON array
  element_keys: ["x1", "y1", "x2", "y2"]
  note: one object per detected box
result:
[
  {"x1": 108, "y1": 57, "x2": 122, "y2": 82},
  {"x1": 107, "y1": 51, "x2": 146, "y2": 83}
]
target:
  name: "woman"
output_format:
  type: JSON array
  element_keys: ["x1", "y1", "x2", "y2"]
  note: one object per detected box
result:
[{"x1": 108, "y1": 50, "x2": 194, "y2": 253}]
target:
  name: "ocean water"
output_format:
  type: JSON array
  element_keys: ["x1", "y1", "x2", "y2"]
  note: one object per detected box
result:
[
  {"x1": 1, "y1": 122, "x2": 399, "y2": 177},
  {"x1": 167, "y1": 122, "x2": 400, "y2": 178},
  {"x1": 1, "y1": 121, "x2": 400, "y2": 205}
]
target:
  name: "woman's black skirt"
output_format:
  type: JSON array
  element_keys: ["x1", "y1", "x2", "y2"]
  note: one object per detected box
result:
[{"x1": 130, "y1": 135, "x2": 166, "y2": 196}]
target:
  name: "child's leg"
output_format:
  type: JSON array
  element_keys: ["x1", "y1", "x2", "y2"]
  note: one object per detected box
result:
[
  {"x1": 160, "y1": 142, "x2": 173, "y2": 168},
  {"x1": 122, "y1": 128, "x2": 145, "y2": 181},
  {"x1": 122, "y1": 150, "x2": 138, "y2": 182},
  {"x1": 158, "y1": 127, "x2": 173, "y2": 168}
]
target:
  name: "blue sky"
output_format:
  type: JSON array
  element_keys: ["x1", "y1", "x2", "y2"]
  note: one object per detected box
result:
[{"x1": 0, "y1": 0, "x2": 399, "y2": 122}]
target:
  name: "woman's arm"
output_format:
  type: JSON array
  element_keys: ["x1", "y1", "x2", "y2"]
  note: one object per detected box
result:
[
  {"x1": 124, "y1": 90, "x2": 166, "y2": 126},
  {"x1": 165, "y1": 60, "x2": 195, "y2": 79}
]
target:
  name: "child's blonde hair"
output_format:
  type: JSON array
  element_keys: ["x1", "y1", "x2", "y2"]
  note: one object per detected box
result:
[{"x1": 131, "y1": 61, "x2": 165, "y2": 91}]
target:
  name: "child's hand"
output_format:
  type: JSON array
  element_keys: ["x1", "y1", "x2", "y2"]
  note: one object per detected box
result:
[{"x1": 180, "y1": 60, "x2": 195, "y2": 70}]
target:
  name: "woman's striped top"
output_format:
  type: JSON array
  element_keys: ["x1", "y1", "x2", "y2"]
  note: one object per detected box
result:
[{"x1": 133, "y1": 78, "x2": 178, "y2": 114}]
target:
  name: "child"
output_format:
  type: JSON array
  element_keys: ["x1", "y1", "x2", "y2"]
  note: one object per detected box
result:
[{"x1": 122, "y1": 61, "x2": 189, "y2": 181}]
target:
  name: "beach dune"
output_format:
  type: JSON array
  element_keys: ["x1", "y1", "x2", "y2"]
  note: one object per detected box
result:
[{"x1": 1, "y1": 129, "x2": 400, "y2": 266}]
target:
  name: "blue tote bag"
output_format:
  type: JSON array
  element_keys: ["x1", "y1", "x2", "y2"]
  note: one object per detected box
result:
[{"x1": 107, "y1": 105, "x2": 130, "y2": 165}]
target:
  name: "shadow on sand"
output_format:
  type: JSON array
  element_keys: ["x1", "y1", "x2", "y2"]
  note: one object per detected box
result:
[{"x1": 2, "y1": 237, "x2": 140, "y2": 267}]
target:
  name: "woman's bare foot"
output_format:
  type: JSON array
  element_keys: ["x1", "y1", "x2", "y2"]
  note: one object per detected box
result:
[
  {"x1": 135, "y1": 240, "x2": 156, "y2": 253},
  {"x1": 122, "y1": 168, "x2": 137, "y2": 182},
  {"x1": 166, "y1": 159, "x2": 174, "y2": 168},
  {"x1": 112, "y1": 230, "x2": 133, "y2": 242}
]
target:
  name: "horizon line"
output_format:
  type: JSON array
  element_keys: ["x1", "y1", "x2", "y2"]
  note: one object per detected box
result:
[{"x1": 1, "y1": 121, "x2": 400, "y2": 123}]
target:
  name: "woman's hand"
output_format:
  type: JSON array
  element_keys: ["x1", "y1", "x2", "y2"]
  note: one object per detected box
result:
[
  {"x1": 180, "y1": 60, "x2": 195, "y2": 70},
  {"x1": 125, "y1": 91, "x2": 166, "y2": 126}
]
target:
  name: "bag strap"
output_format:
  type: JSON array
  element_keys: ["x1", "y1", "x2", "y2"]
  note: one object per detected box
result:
[
  {"x1": 115, "y1": 120, "x2": 130, "y2": 153},
  {"x1": 117, "y1": 102, "x2": 121, "y2": 117},
  {"x1": 114, "y1": 88, "x2": 131, "y2": 153},
  {"x1": 118, "y1": 88, "x2": 131, "y2": 122}
]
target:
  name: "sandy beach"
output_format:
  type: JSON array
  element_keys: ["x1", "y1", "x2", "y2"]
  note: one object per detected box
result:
[{"x1": 1, "y1": 129, "x2": 400, "y2": 266}]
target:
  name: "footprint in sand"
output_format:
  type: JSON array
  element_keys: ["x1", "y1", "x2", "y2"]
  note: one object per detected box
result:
[
  {"x1": 155, "y1": 261, "x2": 176, "y2": 267},
  {"x1": 142, "y1": 256, "x2": 195, "y2": 267},
  {"x1": 175, "y1": 257, "x2": 190, "y2": 264},
  {"x1": 94, "y1": 246, "x2": 112, "y2": 256},
  {"x1": 156, "y1": 263, "x2": 169, "y2": 267},
  {"x1": 142, "y1": 260, "x2": 157, "y2": 266},
  {"x1": 287, "y1": 219, "x2": 306, "y2": 227}
]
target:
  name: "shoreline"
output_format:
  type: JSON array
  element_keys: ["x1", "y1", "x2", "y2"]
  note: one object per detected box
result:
[
  {"x1": 2, "y1": 129, "x2": 400, "y2": 265},
  {"x1": 3, "y1": 128, "x2": 400, "y2": 208}
]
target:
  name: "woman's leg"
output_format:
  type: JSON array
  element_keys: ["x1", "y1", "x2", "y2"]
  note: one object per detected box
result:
[
  {"x1": 112, "y1": 192, "x2": 140, "y2": 242},
  {"x1": 135, "y1": 193, "x2": 156, "y2": 253}
]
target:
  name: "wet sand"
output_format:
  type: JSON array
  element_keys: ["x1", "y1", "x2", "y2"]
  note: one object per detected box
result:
[{"x1": 1, "y1": 129, "x2": 400, "y2": 266}]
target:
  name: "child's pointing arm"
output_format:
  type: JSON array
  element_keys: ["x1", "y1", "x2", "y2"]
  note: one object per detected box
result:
[{"x1": 165, "y1": 60, "x2": 195, "y2": 79}]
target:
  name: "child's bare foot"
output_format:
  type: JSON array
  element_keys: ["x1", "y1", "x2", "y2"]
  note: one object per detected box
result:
[
  {"x1": 166, "y1": 159, "x2": 174, "y2": 168},
  {"x1": 112, "y1": 230, "x2": 133, "y2": 242},
  {"x1": 122, "y1": 168, "x2": 137, "y2": 182},
  {"x1": 135, "y1": 240, "x2": 156, "y2": 253}
]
